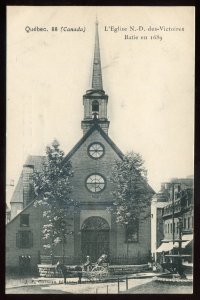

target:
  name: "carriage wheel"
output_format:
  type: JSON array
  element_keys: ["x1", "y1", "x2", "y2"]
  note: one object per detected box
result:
[{"x1": 91, "y1": 266, "x2": 108, "y2": 280}]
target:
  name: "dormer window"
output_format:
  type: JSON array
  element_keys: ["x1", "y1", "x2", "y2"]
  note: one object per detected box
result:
[{"x1": 92, "y1": 100, "x2": 99, "y2": 112}]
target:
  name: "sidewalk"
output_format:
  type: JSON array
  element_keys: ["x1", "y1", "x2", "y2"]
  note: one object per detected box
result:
[
  {"x1": 6, "y1": 272, "x2": 161, "y2": 288},
  {"x1": 6, "y1": 272, "x2": 175, "y2": 294},
  {"x1": 39, "y1": 277, "x2": 154, "y2": 294},
  {"x1": 123, "y1": 280, "x2": 193, "y2": 294},
  {"x1": 6, "y1": 272, "x2": 193, "y2": 294},
  {"x1": 6, "y1": 274, "x2": 159, "y2": 294}
]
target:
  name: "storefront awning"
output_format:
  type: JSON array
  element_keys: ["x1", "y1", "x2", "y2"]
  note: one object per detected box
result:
[
  {"x1": 181, "y1": 234, "x2": 193, "y2": 248},
  {"x1": 156, "y1": 242, "x2": 174, "y2": 253},
  {"x1": 156, "y1": 234, "x2": 193, "y2": 253}
]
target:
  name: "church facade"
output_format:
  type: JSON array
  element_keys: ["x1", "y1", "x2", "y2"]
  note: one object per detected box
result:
[{"x1": 6, "y1": 21, "x2": 154, "y2": 273}]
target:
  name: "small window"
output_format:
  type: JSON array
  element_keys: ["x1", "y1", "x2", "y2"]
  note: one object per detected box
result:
[
  {"x1": 170, "y1": 223, "x2": 172, "y2": 233},
  {"x1": 167, "y1": 223, "x2": 169, "y2": 233},
  {"x1": 125, "y1": 219, "x2": 139, "y2": 243},
  {"x1": 20, "y1": 214, "x2": 29, "y2": 227},
  {"x1": 16, "y1": 231, "x2": 33, "y2": 248},
  {"x1": 92, "y1": 100, "x2": 99, "y2": 112}
]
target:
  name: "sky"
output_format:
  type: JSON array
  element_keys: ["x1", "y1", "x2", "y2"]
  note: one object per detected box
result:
[{"x1": 7, "y1": 6, "x2": 194, "y2": 203}]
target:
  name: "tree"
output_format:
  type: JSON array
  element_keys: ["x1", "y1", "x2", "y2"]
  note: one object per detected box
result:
[
  {"x1": 110, "y1": 152, "x2": 154, "y2": 256},
  {"x1": 32, "y1": 139, "x2": 78, "y2": 262}
]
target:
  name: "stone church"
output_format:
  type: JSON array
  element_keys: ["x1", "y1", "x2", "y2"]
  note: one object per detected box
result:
[{"x1": 6, "y1": 21, "x2": 154, "y2": 273}]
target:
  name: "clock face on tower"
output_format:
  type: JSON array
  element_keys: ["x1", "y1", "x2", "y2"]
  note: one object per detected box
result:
[{"x1": 88, "y1": 142, "x2": 104, "y2": 159}]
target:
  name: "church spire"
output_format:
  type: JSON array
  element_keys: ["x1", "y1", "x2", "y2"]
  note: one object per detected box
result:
[
  {"x1": 91, "y1": 19, "x2": 103, "y2": 90},
  {"x1": 81, "y1": 19, "x2": 109, "y2": 135}
]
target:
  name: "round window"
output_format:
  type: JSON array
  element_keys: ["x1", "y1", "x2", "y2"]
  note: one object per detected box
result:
[
  {"x1": 88, "y1": 142, "x2": 104, "y2": 159},
  {"x1": 86, "y1": 174, "x2": 106, "y2": 193}
]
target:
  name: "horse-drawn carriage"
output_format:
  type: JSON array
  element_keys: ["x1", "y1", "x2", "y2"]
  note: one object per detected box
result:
[{"x1": 56, "y1": 254, "x2": 109, "y2": 283}]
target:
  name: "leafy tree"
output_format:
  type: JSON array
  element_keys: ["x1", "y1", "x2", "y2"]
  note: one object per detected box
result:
[
  {"x1": 32, "y1": 139, "x2": 78, "y2": 262},
  {"x1": 110, "y1": 152, "x2": 154, "y2": 255}
]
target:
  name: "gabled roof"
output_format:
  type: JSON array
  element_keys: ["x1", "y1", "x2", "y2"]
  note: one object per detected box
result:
[
  {"x1": 10, "y1": 173, "x2": 23, "y2": 203},
  {"x1": 62, "y1": 123, "x2": 124, "y2": 164},
  {"x1": 10, "y1": 127, "x2": 123, "y2": 205},
  {"x1": 62, "y1": 124, "x2": 155, "y2": 194},
  {"x1": 10, "y1": 126, "x2": 155, "y2": 206},
  {"x1": 6, "y1": 200, "x2": 35, "y2": 226}
]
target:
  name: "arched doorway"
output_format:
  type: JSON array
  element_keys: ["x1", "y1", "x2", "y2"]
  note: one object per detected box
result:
[{"x1": 81, "y1": 216, "x2": 110, "y2": 262}]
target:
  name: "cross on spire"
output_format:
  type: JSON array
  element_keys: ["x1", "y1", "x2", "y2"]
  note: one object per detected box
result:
[{"x1": 92, "y1": 19, "x2": 103, "y2": 90}]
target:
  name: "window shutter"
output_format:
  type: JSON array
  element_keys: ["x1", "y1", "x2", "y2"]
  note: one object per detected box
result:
[{"x1": 16, "y1": 231, "x2": 33, "y2": 248}]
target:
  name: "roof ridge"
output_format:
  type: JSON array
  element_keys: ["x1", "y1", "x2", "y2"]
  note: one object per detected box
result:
[
  {"x1": 62, "y1": 124, "x2": 124, "y2": 164},
  {"x1": 6, "y1": 200, "x2": 35, "y2": 226}
]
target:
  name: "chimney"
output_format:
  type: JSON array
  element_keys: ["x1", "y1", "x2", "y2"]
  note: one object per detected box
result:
[{"x1": 23, "y1": 164, "x2": 34, "y2": 208}]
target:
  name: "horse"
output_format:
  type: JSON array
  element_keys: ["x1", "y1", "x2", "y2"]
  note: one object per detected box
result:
[{"x1": 56, "y1": 261, "x2": 82, "y2": 284}]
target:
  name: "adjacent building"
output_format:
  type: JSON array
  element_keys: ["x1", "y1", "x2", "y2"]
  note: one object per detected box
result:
[
  {"x1": 153, "y1": 177, "x2": 193, "y2": 264},
  {"x1": 151, "y1": 192, "x2": 168, "y2": 263}
]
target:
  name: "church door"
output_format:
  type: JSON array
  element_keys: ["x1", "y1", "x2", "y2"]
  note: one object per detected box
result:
[{"x1": 81, "y1": 216, "x2": 110, "y2": 262}]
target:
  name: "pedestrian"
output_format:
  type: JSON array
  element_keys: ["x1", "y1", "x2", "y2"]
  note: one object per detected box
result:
[{"x1": 83, "y1": 255, "x2": 91, "y2": 271}]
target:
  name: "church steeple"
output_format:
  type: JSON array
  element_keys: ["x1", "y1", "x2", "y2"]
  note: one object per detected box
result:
[
  {"x1": 81, "y1": 20, "x2": 110, "y2": 135},
  {"x1": 92, "y1": 19, "x2": 103, "y2": 90}
]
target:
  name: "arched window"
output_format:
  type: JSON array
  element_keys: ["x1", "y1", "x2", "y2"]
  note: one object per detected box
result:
[
  {"x1": 81, "y1": 216, "x2": 110, "y2": 230},
  {"x1": 92, "y1": 100, "x2": 99, "y2": 112}
]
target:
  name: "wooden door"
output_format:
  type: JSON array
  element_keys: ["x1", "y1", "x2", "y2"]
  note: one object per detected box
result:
[
  {"x1": 81, "y1": 216, "x2": 110, "y2": 262},
  {"x1": 81, "y1": 230, "x2": 109, "y2": 262}
]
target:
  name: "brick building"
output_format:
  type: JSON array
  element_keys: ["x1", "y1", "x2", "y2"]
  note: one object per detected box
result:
[
  {"x1": 155, "y1": 177, "x2": 193, "y2": 263},
  {"x1": 6, "y1": 21, "x2": 154, "y2": 273}
]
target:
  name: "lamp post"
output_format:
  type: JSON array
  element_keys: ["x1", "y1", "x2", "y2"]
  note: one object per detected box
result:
[{"x1": 178, "y1": 217, "x2": 183, "y2": 255}]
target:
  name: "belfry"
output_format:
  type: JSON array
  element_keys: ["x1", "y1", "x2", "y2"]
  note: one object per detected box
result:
[{"x1": 81, "y1": 20, "x2": 110, "y2": 135}]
